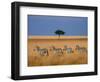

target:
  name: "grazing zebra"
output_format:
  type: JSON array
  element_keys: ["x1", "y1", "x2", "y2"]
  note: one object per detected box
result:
[
  {"x1": 63, "y1": 45, "x2": 73, "y2": 54},
  {"x1": 35, "y1": 46, "x2": 49, "y2": 56},
  {"x1": 52, "y1": 46, "x2": 63, "y2": 56},
  {"x1": 75, "y1": 45, "x2": 87, "y2": 54}
]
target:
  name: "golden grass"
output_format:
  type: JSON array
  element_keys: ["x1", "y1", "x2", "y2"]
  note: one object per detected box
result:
[
  {"x1": 28, "y1": 53, "x2": 87, "y2": 66},
  {"x1": 28, "y1": 36, "x2": 88, "y2": 66},
  {"x1": 28, "y1": 36, "x2": 87, "y2": 40}
]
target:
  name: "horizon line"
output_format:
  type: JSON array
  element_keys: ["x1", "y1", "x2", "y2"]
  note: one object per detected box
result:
[{"x1": 28, "y1": 36, "x2": 87, "y2": 40}]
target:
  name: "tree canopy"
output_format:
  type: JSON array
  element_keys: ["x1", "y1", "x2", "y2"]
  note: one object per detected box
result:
[{"x1": 55, "y1": 29, "x2": 65, "y2": 38}]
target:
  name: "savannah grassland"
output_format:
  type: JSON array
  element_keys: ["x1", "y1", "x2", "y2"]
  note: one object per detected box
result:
[{"x1": 28, "y1": 36, "x2": 88, "y2": 66}]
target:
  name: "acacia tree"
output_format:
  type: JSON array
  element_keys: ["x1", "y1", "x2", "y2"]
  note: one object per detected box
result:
[{"x1": 55, "y1": 29, "x2": 65, "y2": 39}]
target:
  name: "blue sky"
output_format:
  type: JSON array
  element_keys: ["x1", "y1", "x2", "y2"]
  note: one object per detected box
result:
[{"x1": 28, "y1": 15, "x2": 88, "y2": 36}]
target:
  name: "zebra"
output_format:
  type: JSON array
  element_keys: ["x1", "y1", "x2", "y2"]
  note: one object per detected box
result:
[
  {"x1": 51, "y1": 46, "x2": 63, "y2": 56},
  {"x1": 63, "y1": 45, "x2": 73, "y2": 54},
  {"x1": 35, "y1": 46, "x2": 49, "y2": 56},
  {"x1": 75, "y1": 45, "x2": 87, "y2": 54}
]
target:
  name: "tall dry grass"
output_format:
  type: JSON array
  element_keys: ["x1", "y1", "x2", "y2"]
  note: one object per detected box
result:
[
  {"x1": 28, "y1": 36, "x2": 88, "y2": 66},
  {"x1": 28, "y1": 53, "x2": 87, "y2": 66}
]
